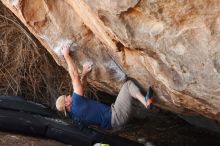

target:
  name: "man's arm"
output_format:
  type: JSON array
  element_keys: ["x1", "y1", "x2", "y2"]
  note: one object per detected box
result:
[{"x1": 62, "y1": 45, "x2": 83, "y2": 96}]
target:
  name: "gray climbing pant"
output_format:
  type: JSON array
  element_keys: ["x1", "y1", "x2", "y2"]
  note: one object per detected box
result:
[{"x1": 111, "y1": 80, "x2": 141, "y2": 128}]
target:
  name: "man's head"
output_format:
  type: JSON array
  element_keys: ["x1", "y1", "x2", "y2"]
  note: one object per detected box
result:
[{"x1": 56, "y1": 95, "x2": 73, "y2": 115}]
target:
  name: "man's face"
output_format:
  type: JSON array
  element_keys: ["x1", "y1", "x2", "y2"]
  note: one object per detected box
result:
[{"x1": 64, "y1": 95, "x2": 72, "y2": 107}]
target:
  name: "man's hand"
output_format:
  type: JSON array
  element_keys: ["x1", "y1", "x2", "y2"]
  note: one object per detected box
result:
[
  {"x1": 62, "y1": 45, "x2": 71, "y2": 57},
  {"x1": 82, "y1": 62, "x2": 93, "y2": 75},
  {"x1": 81, "y1": 62, "x2": 93, "y2": 90}
]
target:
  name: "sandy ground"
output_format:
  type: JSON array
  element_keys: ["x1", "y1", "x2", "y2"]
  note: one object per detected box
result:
[
  {"x1": 118, "y1": 109, "x2": 220, "y2": 146},
  {"x1": 0, "y1": 131, "x2": 68, "y2": 146}
]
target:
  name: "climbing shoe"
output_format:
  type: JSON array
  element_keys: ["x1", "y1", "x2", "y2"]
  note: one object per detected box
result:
[{"x1": 145, "y1": 86, "x2": 153, "y2": 110}]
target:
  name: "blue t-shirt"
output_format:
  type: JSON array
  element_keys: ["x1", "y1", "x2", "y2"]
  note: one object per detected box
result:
[{"x1": 69, "y1": 92, "x2": 112, "y2": 129}]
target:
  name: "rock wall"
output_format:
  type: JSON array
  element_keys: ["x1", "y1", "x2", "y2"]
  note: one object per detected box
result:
[{"x1": 2, "y1": 0, "x2": 220, "y2": 122}]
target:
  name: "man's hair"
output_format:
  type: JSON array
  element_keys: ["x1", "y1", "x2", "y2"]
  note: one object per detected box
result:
[{"x1": 56, "y1": 95, "x2": 66, "y2": 116}]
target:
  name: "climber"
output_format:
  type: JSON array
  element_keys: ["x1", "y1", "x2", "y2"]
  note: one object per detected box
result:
[{"x1": 55, "y1": 45, "x2": 153, "y2": 129}]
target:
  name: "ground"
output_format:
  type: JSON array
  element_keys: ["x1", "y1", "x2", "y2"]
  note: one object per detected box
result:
[
  {"x1": 119, "y1": 110, "x2": 220, "y2": 146},
  {"x1": 0, "y1": 131, "x2": 68, "y2": 146}
]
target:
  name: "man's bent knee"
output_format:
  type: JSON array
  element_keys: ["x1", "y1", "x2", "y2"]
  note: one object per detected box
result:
[{"x1": 124, "y1": 80, "x2": 133, "y2": 86}]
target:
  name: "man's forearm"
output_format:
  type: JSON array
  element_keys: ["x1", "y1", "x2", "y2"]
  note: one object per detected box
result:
[
  {"x1": 64, "y1": 54, "x2": 79, "y2": 78},
  {"x1": 80, "y1": 72, "x2": 88, "y2": 88}
]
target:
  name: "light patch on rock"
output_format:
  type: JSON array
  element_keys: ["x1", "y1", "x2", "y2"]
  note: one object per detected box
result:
[
  {"x1": 9, "y1": 135, "x2": 19, "y2": 139},
  {"x1": 53, "y1": 39, "x2": 77, "y2": 56},
  {"x1": 148, "y1": 56, "x2": 174, "y2": 89},
  {"x1": 38, "y1": 34, "x2": 53, "y2": 48},
  {"x1": 213, "y1": 53, "x2": 220, "y2": 73},
  {"x1": 105, "y1": 60, "x2": 126, "y2": 81},
  {"x1": 171, "y1": 43, "x2": 186, "y2": 55},
  {"x1": 160, "y1": 95, "x2": 169, "y2": 102},
  {"x1": 148, "y1": 0, "x2": 157, "y2": 3},
  {"x1": 139, "y1": 21, "x2": 164, "y2": 36},
  {"x1": 9, "y1": 0, "x2": 20, "y2": 6},
  {"x1": 149, "y1": 22, "x2": 164, "y2": 36},
  {"x1": 159, "y1": 53, "x2": 170, "y2": 66},
  {"x1": 85, "y1": 0, "x2": 139, "y2": 14}
]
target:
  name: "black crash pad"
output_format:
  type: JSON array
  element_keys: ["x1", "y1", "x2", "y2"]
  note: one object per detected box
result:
[
  {"x1": 0, "y1": 96, "x2": 57, "y2": 117},
  {"x1": 0, "y1": 96, "x2": 144, "y2": 146}
]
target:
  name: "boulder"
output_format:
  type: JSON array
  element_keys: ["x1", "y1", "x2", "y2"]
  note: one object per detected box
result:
[{"x1": 2, "y1": 0, "x2": 220, "y2": 124}]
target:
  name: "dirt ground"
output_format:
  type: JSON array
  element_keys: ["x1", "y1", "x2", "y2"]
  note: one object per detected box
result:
[
  {"x1": 0, "y1": 131, "x2": 69, "y2": 146},
  {"x1": 118, "y1": 109, "x2": 220, "y2": 146}
]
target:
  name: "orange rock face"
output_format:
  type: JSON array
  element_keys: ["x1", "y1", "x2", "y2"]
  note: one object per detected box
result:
[{"x1": 2, "y1": 0, "x2": 220, "y2": 122}]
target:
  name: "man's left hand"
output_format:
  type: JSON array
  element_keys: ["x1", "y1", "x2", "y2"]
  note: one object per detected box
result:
[{"x1": 82, "y1": 62, "x2": 93, "y2": 74}]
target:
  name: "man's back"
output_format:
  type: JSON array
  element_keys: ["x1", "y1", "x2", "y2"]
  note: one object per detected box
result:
[{"x1": 70, "y1": 92, "x2": 112, "y2": 129}]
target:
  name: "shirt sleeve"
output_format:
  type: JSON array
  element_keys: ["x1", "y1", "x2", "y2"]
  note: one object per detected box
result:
[{"x1": 72, "y1": 92, "x2": 87, "y2": 104}]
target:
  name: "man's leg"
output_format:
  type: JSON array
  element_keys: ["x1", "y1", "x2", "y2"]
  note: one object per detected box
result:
[
  {"x1": 135, "y1": 91, "x2": 149, "y2": 108},
  {"x1": 111, "y1": 80, "x2": 147, "y2": 128}
]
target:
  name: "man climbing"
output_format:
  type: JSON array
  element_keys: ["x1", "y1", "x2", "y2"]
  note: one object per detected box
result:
[{"x1": 56, "y1": 45, "x2": 153, "y2": 129}]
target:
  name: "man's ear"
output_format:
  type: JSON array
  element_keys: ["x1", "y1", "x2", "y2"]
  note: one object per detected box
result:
[{"x1": 64, "y1": 101, "x2": 68, "y2": 106}]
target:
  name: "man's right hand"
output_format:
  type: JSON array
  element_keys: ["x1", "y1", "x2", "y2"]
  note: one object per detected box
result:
[{"x1": 62, "y1": 45, "x2": 71, "y2": 57}]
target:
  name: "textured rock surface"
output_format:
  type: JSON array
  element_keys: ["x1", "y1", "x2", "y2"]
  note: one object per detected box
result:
[{"x1": 2, "y1": 0, "x2": 220, "y2": 123}]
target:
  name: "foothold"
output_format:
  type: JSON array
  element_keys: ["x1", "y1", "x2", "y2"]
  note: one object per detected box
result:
[{"x1": 53, "y1": 39, "x2": 77, "y2": 56}]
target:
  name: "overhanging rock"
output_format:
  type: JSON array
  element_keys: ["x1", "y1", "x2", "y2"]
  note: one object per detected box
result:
[{"x1": 2, "y1": 0, "x2": 220, "y2": 124}]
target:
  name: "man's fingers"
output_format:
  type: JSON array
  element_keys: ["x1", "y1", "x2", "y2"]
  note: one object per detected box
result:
[
  {"x1": 83, "y1": 61, "x2": 93, "y2": 72},
  {"x1": 63, "y1": 45, "x2": 70, "y2": 49}
]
